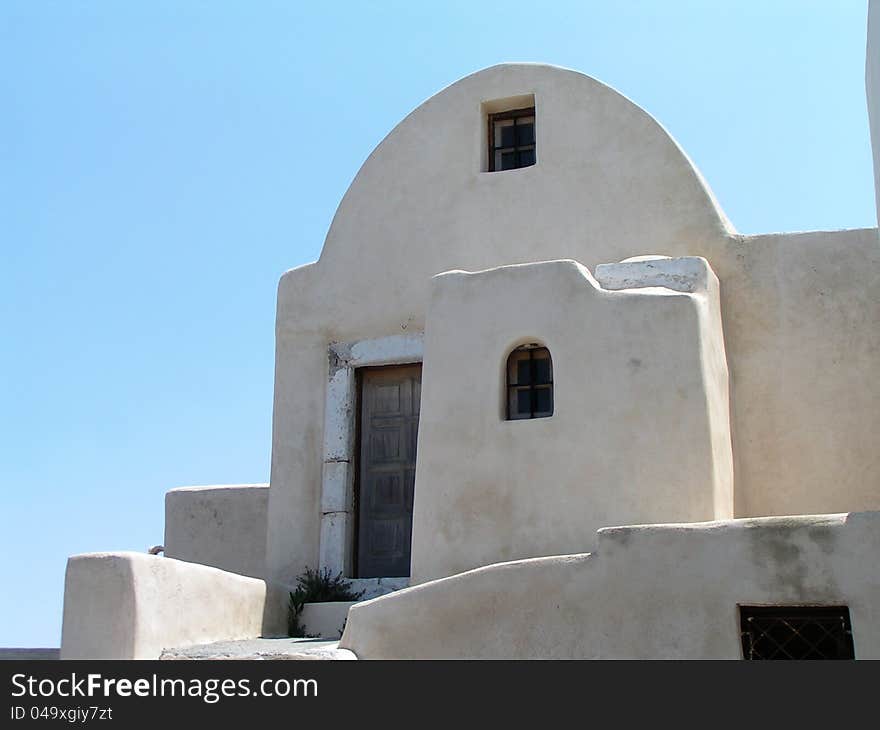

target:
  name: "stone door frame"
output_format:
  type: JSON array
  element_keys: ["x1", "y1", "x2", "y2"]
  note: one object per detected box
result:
[{"x1": 319, "y1": 333, "x2": 423, "y2": 586}]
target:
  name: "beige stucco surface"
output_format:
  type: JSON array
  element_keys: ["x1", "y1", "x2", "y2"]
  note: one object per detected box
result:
[
  {"x1": 165, "y1": 484, "x2": 268, "y2": 579},
  {"x1": 60, "y1": 553, "x2": 266, "y2": 659},
  {"x1": 299, "y1": 601, "x2": 357, "y2": 639},
  {"x1": 267, "y1": 63, "x2": 880, "y2": 602},
  {"x1": 594, "y1": 511, "x2": 880, "y2": 659},
  {"x1": 341, "y1": 510, "x2": 880, "y2": 659},
  {"x1": 714, "y1": 229, "x2": 880, "y2": 517},
  {"x1": 410, "y1": 257, "x2": 732, "y2": 582},
  {"x1": 341, "y1": 554, "x2": 599, "y2": 659}
]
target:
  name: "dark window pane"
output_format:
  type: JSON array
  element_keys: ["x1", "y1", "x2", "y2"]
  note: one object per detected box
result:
[
  {"x1": 518, "y1": 147, "x2": 536, "y2": 167},
  {"x1": 533, "y1": 356, "x2": 551, "y2": 384},
  {"x1": 516, "y1": 388, "x2": 532, "y2": 415},
  {"x1": 499, "y1": 123, "x2": 517, "y2": 148},
  {"x1": 508, "y1": 388, "x2": 527, "y2": 419},
  {"x1": 508, "y1": 351, "x2": 526, "y2": 385},
  {"x1": 506, "y1": 343, "x2": 552, "y2": 420},
  {"x1": 516, "y1": 359, "x2": 532, "y2": 386},
  {"x1": 494, "y1": 119, "x2": 514, "y2": 148},
  {"x1": 517, "y1": 122, "x2": 535, "y2": 146},
  {"x1": 534, "y1": 386, "x2": 552, "y2": 415},
  {"x1": 489, "y1": 108, "x2": 536, "y2": 172}
]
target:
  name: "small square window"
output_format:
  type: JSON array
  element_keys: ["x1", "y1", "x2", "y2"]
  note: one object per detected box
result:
[{"x1": 489, "y1": 107, "x2": 536, "y2": 172}]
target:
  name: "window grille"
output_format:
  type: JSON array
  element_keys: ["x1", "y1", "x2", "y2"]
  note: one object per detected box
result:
[
  {"x1": 506, "y1": 344, "x2": 553, "y2": 420},
  {"x1": 739, "y1": 605, "x2": 855, "y2": 660},
  {"x1": 488, "y1": 107, "x2": 536, "y2": 172}
]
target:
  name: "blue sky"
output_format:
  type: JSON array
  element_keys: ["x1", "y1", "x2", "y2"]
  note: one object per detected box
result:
[{"x1": 0, "y1": 1, "x2": 875, "y2": 647}]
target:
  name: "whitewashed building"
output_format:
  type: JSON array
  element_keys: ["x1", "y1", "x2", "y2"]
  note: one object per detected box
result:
[{"x1": 61, "y1": 5, "x2": 880, "y2": 659}]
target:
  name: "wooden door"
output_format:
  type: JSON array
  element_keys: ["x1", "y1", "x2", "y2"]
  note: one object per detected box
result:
[{"x1": 356, "y1": 364, "x2": 421, "y2": 578}]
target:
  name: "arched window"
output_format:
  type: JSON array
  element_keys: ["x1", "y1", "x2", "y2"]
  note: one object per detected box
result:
[{"x1": 506, "y1": 344, "x2": 553, "y2": 420}]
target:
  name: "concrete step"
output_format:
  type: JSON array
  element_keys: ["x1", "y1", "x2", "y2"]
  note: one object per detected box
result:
[{"x1": 159, "y1": 637, "x2": 356, "y2": 660}]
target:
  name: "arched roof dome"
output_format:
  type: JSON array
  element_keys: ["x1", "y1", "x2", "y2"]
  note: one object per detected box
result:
[{"x1": 317, "y1": 63, "x2": 733, "y2": 276}]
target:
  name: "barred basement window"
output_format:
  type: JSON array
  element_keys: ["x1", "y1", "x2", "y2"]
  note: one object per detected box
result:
[
  {"x1": 506, "y1": 344, "x2": 553, "y2": 420},
  {"x1": 739, "y1": 605, "x2": 855, "y2": 660},
  {"x1": 488, "y1": 107, "x2": 536, "y2": 172}
]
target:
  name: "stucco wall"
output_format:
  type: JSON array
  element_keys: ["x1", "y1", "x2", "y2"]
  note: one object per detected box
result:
[
  {"x1": 340, "y1": 510, "x2": 880, "y2": 659},
  {"x1": 60, "y1": 553, "x2": 266, "y2": 659},
  {"x1": 267, "y1": 63, "x2": 880, "y2": 596},
  {"x1": 342, "y1": 554, "x2": 600, "y2": 659},
  {"x1": 165, "y1": 484, "x2": 268, "y2": 579},
  {"x1": 410, "y1": 257, "x2": 732, "y2": 582},
  {"x1": 594, "y1": 511, "x2": 880, "y2": 659},
  {"x1": 713, "y1": 229, "x2": 880, "y2": 517},
  {"x1": 299, "y1": 601, "x2": 357, "y2": 640}
]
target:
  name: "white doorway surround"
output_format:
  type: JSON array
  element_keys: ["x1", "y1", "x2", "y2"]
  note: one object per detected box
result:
[{"x1": 319, "y1": 332, "x2": 423, "y2": 592}]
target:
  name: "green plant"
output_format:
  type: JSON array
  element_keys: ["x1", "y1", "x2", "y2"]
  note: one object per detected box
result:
[{"x1": 287, "y1": 567, "x2": 365, "y2": 637}]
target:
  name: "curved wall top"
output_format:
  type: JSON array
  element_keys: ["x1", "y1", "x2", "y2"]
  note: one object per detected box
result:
[{"x1": 314, "y1": 63, "x2": 733, "y2": 289}]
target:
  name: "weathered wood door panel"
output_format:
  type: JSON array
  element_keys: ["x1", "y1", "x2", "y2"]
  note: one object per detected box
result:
[{"x1": 356, "y1": 364, "x2": 421, "y2": 578}]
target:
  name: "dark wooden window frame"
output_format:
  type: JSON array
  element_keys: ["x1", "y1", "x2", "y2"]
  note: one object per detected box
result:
[
  {"x1": 506, "y1": 344, "x2": 553, "y2": 420},
  {"x1": 488, "y1": 106, "x2": 536, "y2": 172},
  {"x1": 739, "y1": 605, "x2": 855, "y2": 660}
]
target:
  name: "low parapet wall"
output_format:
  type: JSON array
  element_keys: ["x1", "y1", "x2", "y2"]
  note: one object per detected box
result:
[
  {"x1": 60, "y1": 553, "x2": 266, "y2": 659},
  {"x1": 165, "y1": 484, "x2": 268, "y2": 579},
  {"x1": 341, "y1": 554, "x2": 598, "y2": 659},
  {"x1": 341, "y1": 511, "x2": 880, "y2": 659},
  {"x1": 594, "y1": 511, "x2": 880, "y2": 658}
]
